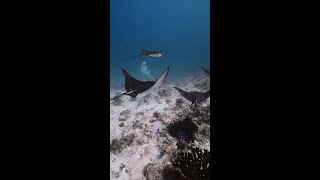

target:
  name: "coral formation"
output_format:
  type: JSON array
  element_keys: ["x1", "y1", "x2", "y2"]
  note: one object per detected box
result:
[
  {"x1": 167, "y1": 116, "x2": 198, "y2": 143},
  {"x1": 162, "y1": 165, "x2": 178, "y2": 180},
  {"x1": 176, "y1": 139, "x2": 189, "y2": 150},
  {"x1": 199, "y1": 126, "x2": 210, "y2": 137},
  {"x1": 171, "y1": 148, "x2": 210, "y2": 180}
]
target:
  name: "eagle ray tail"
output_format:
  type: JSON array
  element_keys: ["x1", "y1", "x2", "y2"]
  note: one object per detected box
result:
[
  {"x1": 110, "y1": 92, "x2": 126, "y2": 101},
  {"x1": 121, "y1": 54, "x2": 144, "y2": 61}
]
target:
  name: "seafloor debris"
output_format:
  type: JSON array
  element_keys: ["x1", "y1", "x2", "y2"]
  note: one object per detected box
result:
[
  {"x1": 157, "y1": 89, "x2": 171, "y2": 97},
  {"x1": 194, "y1": 79, "x2": 210, "y2": 90},
  {"x1": 188, "y1": 103, "x2": 210, "y2": 120},
  {"x1": 119, "y1": 122, "x2": 125, "y2": 127},
  {"x1": 110, "y1": 133, "x2": 135, "y2": 154},
  {"x1": 155, "y1": 95, "x2": 161, "y2": 104},
  {"x1": 132, "y1": 120, "x2": 143, "y2": 129},
  {"x1": 111, "y1": 163, "x2": 126, "y2": 179},
  {"x1": 111, "y1": 171, "x2": 120, "y2": 178},
  {"x1": 135, "y1": 111, "x2": 144, "y2": 116},
  {"x1": 111, "y1": 92, "x2": 123, "y2": 106},
  {"x1": 143, "y1": 163, "x2": 165, "y2": 180},
  {"x1": 144, "y1": 126, "x2": 152, "y2": 137},
  {"x1": 143, "y1": 163, "x2": 153, "y2": 178},
  {"x1": 149, "y1": 117, "x2": 158, "y2": 123},
  {"x1": 153, "y1": 111, "x2": 160, "y2": 119},
  {"x1": 198, "y1": 116, "x2": 210, "y2": 125},
  {"x1": 175, "y1": 98, "x2": 184, "y2": 107},
  {"x1": 119, "y1": 109, "x2": 130, "y2": 121},
  {"x1": 119, "y1": 163, "x2": 125, "y2": 170},
  {"x1": 120, "y1": 109, "x2": 130, "y2": 115},
  {"x1": 136, "y1": 135, "x2": 150, "y2": 145},
  {"x1": 147, "y1": 111, "x2": 160, "y2": 123}
]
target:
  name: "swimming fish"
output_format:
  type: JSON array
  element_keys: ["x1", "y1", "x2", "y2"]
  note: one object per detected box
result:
[
  {"x1": 174, "y1": 87, "x2": 210, "y2": 105},
  {"x1": 121, "y1": 49, "x2": 165, "y2": 62},
  {"x1": 110, "y1": 67, "x2": 169, "y2": 101}
]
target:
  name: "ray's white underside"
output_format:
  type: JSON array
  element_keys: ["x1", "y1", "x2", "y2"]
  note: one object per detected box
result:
[
  {"x1": 147, "y1": 67, "x2": 169, "y2": 92},
  {"x1": 148, "y1": 53, "x2": 162, "y2": 57}
]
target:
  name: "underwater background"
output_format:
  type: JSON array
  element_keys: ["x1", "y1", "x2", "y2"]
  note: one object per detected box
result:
[
  {"x1": 110, "y1": 0, "x2": 210, "y2": 88},
  {"x1": 110, "y1": 1, "x2": 211, "y2": 179}
]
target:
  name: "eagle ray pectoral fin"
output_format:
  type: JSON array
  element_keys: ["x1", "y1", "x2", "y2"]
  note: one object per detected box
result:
[
  {"x1": 148, "y1": 67, "x2": 169, "y2": 91},
  {"x1": 201, "y1": 67, "x2": 210, "y2": 76},
  {"x1": 174, "y1": 87, "x2": 195, "y2": 102}
]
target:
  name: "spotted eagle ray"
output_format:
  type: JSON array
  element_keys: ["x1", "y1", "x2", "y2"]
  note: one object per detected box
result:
[
  {"x1": 110, "y1": 67, "x2": 169, "y2": 101},
  {"x1": 121, "y1": 49, "x2": 165, "y2": 62},
  {"x1": 174, "y1": 87, "x2": 210, "y2": 105},
  {"x1": 201, "y1": 67, "x2": 210, "y2": 76}
]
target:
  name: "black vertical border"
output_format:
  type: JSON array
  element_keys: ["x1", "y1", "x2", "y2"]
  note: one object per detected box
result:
[
  {"x1": 96, "y1": 0, "x2": 110, "y2": 179},
  {"x1": 211, "y1": 0, "x2": 225, "y2": 179}
]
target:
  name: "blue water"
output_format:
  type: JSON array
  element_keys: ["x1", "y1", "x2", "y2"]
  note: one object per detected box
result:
[{"x1": 110, "y1": 0, "x2": 210, "y2": 88}]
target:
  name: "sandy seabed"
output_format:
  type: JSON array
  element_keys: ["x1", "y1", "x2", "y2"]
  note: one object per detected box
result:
[{"x1": 110, "y1": 72, "x2": 211, "y2": 180}]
